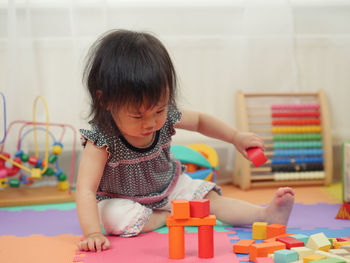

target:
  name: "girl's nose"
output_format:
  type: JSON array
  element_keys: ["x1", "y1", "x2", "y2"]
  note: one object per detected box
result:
[{"x1": 143, "y1": 117, "x2": 156, "y2": 129}]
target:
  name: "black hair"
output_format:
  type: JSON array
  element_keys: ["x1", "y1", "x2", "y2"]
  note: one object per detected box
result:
[{"x1": 83, "y1": 29, "x2": 177, "y2": 131}]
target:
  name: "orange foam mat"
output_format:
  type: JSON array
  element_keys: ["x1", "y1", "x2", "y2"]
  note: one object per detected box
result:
[
  {"x1": 220, "y1": 184, "x2": 341, "y2": 205},
  {"x1": 0, "y1": 234, "x2": 81, "y2": 263}
]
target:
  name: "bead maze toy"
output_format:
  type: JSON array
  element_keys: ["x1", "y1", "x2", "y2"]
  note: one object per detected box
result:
[
  {"x1": 233, "y1": 89, "x2": 333, "y2": 189},
  {"x1": 170, "y1": 144, "x2": 219, "y2": 182},
  {"x1": 0, "y1": 95, "x2": 77, "y2": 207},
  {"x1": 336, "y1": 142, "x2": 350, "y2": 219},
  {"x1": 166, "y1": 199, "x2": 216, "y2": 259}
]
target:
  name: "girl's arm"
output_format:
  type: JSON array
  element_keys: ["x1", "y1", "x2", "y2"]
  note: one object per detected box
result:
[
  {"x1": 75, "y1": 140, "x2": 110, "y2": 252},
  {"x1": 174, "y1": 109, "x2": 264, "y2": 159}
]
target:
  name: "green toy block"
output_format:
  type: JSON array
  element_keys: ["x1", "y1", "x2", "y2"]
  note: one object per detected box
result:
[{"x1": 274, "y1": 249, "x2": 299, "y2": 263}]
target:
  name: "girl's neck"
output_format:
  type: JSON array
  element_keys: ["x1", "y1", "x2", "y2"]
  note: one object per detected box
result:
[{"x1": 122, "y1": 132, "x2": 156, "y2": 149}]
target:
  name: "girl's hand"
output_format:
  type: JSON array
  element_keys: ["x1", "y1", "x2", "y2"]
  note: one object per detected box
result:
[
  {"x1": 233, "y1": 131, "x2": 265, "y2": 160},
  {"x1": 78, "y1": 232, "x2": 111, "y2": 252}
]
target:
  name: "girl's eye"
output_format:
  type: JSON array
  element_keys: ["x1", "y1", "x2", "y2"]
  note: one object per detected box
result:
[
  {"x1": 130, "y1": 115, "x2": 142, "y2": 119},
  {"x1": 156, "y1": 109, "x2": 165, "y2": 114}
]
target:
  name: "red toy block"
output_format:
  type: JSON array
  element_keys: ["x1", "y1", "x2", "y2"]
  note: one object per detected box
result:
[
  {"x1": 233, "y1": 239, "x2": 256, "y2": 254},
  {"x1": 249, "y1": 242, "x2": 286, "y2": 262},
  {"x1": 171, "y1": 200, "x2": 190, "y2": 219},
  {"x1": 266, "y1": 224, "x2": 286, "y2": 239},
  {"x1": 247, "y1": 147, "x2": 267, "y2": 167},
  {"x1": 276, "y1": 236, "x2": 304, "y2": 249},
  {"x1": 337, "y1": 236, "x2": 350, "y2": 242},
  {"x1": 263, "y1": 233, "x2": 292, "y2": 243},
  {"x1": 198, "y1": 225, "x2": 214, "y2": 258},
  {"x1": 190, "y1": 199, "x2": 210, "y2": 218}
]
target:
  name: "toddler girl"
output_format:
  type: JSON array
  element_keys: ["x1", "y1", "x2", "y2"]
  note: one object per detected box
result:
[{"x1": 76, "y1": 29, "x2": 294, "y2": 252}]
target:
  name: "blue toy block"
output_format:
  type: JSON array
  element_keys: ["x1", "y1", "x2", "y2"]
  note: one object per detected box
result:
[
  {"x1": 290, "y1": 234, "x2": 309, "y2": 245},
  {"x1": 274, "y1": 249, "x2": 299, "y2": 263}
]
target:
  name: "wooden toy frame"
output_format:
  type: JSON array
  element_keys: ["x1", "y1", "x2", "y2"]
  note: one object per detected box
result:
[{"x1": 233, "y1": 89, "x2": 333, "y2": 189}]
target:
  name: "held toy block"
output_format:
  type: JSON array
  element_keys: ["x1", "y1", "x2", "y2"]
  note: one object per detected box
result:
[
  {"x1": 291, "y1": 234, "x2": 310, "y2": 246},
  {"x1": 267, "y1": 224, "x2": 286, "y2": 239},
  {"x1": 253, "y1": 222, "x2": 268, "y2": 240},
  {"x1": 276, "y1": 236, "x2": 305, "y2": 249},
  {"x1": 249, "y1": 241, "x2": 286, "y2": 262},
  {"x1": 247, "y1": 147, "x2": 268, "y2": 167},
  {"x1": 291, "y1": 247, "x2": 313, "y2": 260},
  {"x1": 303, "y1": 254, "x2": 327, "y2": 263},
  {"x1": 274, "y1": 249, "x2": 299, "y2": 263},
  {"x1": 306, "y1": 233, "x2": 332, "y2": 252},
  {"x1": 233, "y1": 239, "x2": 256, "y2": 254},
  {"x1": 256, "y1": 257, "x2": 275, "y2": 263},
  {"x1": 190, "y1": 199, "x2": 210, "y2": 218},
  {"x1": 171, "y1": 200, "x2": 190, "y2": 219}
]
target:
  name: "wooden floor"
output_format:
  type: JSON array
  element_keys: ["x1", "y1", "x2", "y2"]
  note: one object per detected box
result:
[{"x1": 219, "y1": 183, "x2": 342, "y2": 205}]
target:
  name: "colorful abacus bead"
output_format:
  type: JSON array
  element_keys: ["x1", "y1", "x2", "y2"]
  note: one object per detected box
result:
[{"x1": 52, "y1": 142, "x2": 63, "y2": 155}]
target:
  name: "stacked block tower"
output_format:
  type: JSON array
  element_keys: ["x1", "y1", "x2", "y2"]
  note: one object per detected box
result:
[{"x1": 166, "y1": 199, "x2": 216, "y2": 259}]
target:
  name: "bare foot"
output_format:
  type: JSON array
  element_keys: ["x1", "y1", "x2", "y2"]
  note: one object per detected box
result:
[{"x1": 265, "y1": 187, "x2": 295, "y2": 225}]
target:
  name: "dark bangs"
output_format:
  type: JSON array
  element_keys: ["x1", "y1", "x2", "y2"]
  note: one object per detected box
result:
[{"x1": 83, "y1": 30, "x2": 177, "y2": 129}]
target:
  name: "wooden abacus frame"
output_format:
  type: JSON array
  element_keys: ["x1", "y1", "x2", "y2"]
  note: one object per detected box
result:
[{"x1": 233, "y1": 89, "x2": 333, "y2": 190}]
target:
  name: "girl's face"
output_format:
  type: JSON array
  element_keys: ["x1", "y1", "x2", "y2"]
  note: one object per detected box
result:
[{"x1": 110, "y1": 95, "x2": 169, "y2": 145}]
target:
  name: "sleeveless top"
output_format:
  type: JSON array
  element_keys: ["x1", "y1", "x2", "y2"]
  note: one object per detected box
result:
[{"x1": 80, "y1": 105, "x2": 184, "y2": 209}]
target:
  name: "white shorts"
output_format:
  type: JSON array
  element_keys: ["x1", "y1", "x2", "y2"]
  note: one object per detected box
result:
[{"x1": 97, "y1": 173, "x2": 219, "y2": 237}]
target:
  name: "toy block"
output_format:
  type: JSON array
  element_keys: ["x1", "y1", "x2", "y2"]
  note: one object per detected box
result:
[
  {"x1": 291, "y1": 247, "x2": 313, "y2": 260},
  {"x1": 256, "y1": 257, "x2": 275, "y2": 263},
  {"x1": 291, "y1": 234, "x2": 310, "y2": 245},
  {"x1": 314, "y1": 249, "x2": 349, "y2": 262},
  {"x1": 303, "y1": 254, "x2": 327, "y2": 263},
  {"x1": 169, "y1": 226, "x2": 185, "y2": 259},
  {"x1": 247, "y1": 147, "x2": 268, "y2": 167},
  {"x1": 233, "y1": 239, "x2": 256, "y2": 254},
  {"x1": 166, "y1": 215, "x2": 216, "y2": 227},
  {"x1": 312, "y1": 258, "x2": 346, "y2": 263},
  {"x1": 276, "y1": 236, "x2": 305, "y2": 249},
  {"x1": 250, "y1": 241, "x2": 286, "y2": 262},
  {"x1": 338, "y1": 237, "x2": 350, "y2": 242},
  {"x1": 171, "y1": 200, "x2": 190, "y2": 219},
  {"x1": 253, "y1": 222, "x2": 268, "y2": 240},
  {"x1": 329, "y1": 249, "x2": 350, "y2": 257},
  {"x1": 267, "y1": 224, "x2": 286, "y2": 239},
  {"x1": 264, "y1": 233, "x2": 293, "y2": 243},
  {"x1": 274, "y1": 249, "x2": 299, "y2": 263},
  {"x1": 334, "y1": 242, "x2": 350, "y2": 249},
  {"x1": 190, "y1": 199, "x2": 210, "y2": 218},
  {"x1": 306, "y1": 233, "x2": 332, "y2": 252},
  {"x1": 198, "y1": 225, "x2": 214, "y2": 258},
  {"x1": 340, "y1": 246, "x2": 350, "y2": 252}
]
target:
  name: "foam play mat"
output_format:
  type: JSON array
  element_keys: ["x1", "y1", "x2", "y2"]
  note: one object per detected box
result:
[{"x1": 1, "y1": 184, "x2": 349, "y2": 263}]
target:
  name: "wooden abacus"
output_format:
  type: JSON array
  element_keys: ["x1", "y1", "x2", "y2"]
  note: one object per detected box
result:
[{"x1": 233, "y1": 89, "x2": 333, "y2": 189}]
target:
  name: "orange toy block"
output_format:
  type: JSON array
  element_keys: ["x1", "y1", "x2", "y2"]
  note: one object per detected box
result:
[
  {"x1": 267, "y1": 224, "x2": 286, "y2": 239},
  {"x1": 263, "y1": 233, "x2": 293, "y2": 243},
  {"x1": 169, "y1": 226, "x2": 185, "y2": 259},
  {"x1": 190, "y1": 199, "x2": 210, "y2": 218},
  {"x1": 166, "y1": 215, "x2": 216, "y2": 227},
  {"x1": 249, "y1": 241, "x2": 286, "y2": 262},
  {"x1": 198, "y1": 225, "x2": 214, "y2": 258},
  {"x1": 171, "y1": 200, "x2": 190, "y2": 219},
  {"x1": 233, "y1": 239, "x2": 256, "y2": 254}
]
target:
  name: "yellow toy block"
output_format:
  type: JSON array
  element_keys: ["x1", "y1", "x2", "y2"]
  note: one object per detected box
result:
[
  {"x1": 291, "y1": 247, "x2": 314, "y2": 260},
  {"x1": 31, "y1": 168, "x2": 42, "y2": 179},
  {"x1": 171, "y1": 200, "x2": 190, "y2": 219},
  {"x1": 303, "y1": 254, "x2": 326, "y2": 263},
  {"x1": 306, "y1": 233, "x2": 332, "y2": 252},
  {"x1": 253, "y1": 222, "x2": 268, "y2": 240},
  {"x1": 334, "y1": 241, "x2": 350, "y2": 249}
]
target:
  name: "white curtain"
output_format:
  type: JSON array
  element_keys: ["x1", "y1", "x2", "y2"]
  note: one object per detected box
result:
[{"x1": 1, "y1": 0, "x2": 350, "y2": 151}]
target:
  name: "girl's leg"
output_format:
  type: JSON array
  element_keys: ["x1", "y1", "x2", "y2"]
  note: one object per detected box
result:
[
  {"x1": 142, "y1": 210, "x2": 171, "y2": 233},
  {"x1": 205, "y1": 187, "x2": 294, "y2": 226}
]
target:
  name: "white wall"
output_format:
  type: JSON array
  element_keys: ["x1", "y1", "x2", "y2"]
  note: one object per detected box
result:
[{"x1": 1, "y1": 0, "x2": 350, "y2": 182}]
